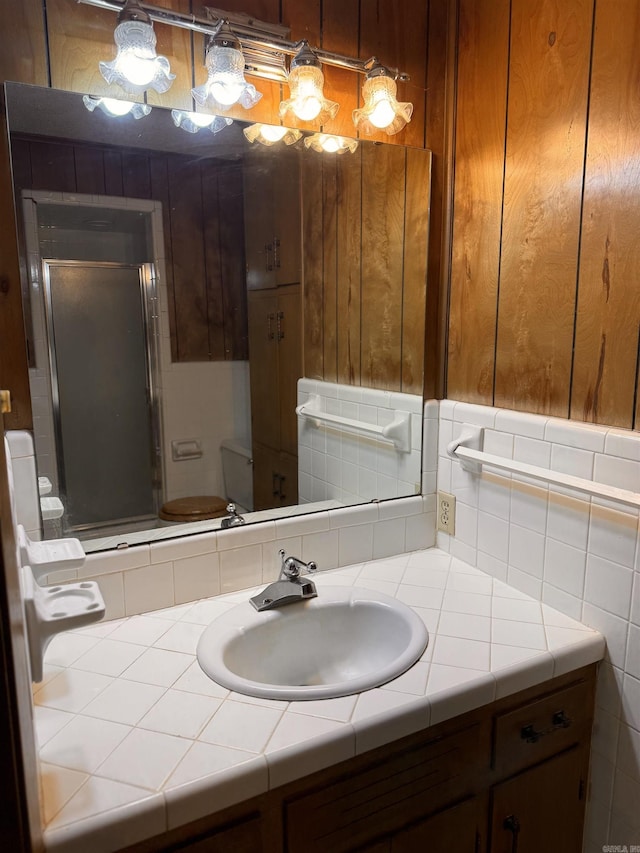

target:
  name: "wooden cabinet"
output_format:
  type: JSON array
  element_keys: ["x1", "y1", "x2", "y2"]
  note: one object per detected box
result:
[
  {"x1": 243, "y1": 146, "x2": 301, "y2": 291},
  {"x1": 490, "y1": 748, "x2": 586, "y2": 853},
  {"x1": 248, "y1": 285, "x2": 302, "y2": 510},
  {"x1": 117, "y1": 665, "x2": 597, "y2": 853}
]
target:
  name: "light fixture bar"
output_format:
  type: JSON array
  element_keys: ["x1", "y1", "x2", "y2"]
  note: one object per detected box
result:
[{"x1": 77, "y1": 0, "x2": 410, "y2": 80}]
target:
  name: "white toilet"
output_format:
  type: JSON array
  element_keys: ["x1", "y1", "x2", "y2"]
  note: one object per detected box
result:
[{"x1": 159, "y1": 439, "x2": 253, "y2": 524}]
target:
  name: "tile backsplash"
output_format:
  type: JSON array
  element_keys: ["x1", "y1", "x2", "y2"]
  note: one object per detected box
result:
[
  {"x1": 436, "y1": 400, "x2": 640, "y2": 853},
  {"x1": 297, "y1": 379, "x2": 425, "y2": 505}
]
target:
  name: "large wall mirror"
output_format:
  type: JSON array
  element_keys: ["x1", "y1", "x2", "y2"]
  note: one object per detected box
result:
[{"x1": 5, "y1": 82, "x2": 431, "y2": 553}]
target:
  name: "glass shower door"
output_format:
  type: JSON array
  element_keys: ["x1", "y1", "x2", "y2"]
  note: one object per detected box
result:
[{"x1": 43, "y1": 260, "x2": 160, "y2": 535}]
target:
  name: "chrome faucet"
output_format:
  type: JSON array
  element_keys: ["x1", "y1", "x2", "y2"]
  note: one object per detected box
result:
[
  {"x1": 221, "y1": 503, "x2": 245, "y2": 529},
  {"x1": 250, "y1": 549, "x2": 318, "y2": 612}
]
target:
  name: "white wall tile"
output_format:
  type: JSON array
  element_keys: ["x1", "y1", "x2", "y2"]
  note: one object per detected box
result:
[
  {"x1": 218, "y1": 545, "x2": 263, "y2": 594},
  {"x1": 508, "y1": 525, "x2": 545, "y2": 579},
  {"x1": 584, "y1": 554, "x2": 633, "y2": 620},
  {"x1": 589, "y1": 504, "x2": 639, "y2": 569},
  {"x1": 173, "y1": 553, "x2": 221, "y2": 604},
  {"x1": 543, "y1": 538, "x2": 586, "y2": 597},
  {"x1": 124, "y1": 563, "x2": 175, "y2": 617}
]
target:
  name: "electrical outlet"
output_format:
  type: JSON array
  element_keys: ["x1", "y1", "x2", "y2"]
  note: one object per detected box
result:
[{"x1": 437, "y1": 491, "x2": 456, "y2": 534}]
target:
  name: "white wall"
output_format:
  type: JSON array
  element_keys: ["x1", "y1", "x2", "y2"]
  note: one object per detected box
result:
[{"x1": 436, "y1": 400, "x2": 640, "y2": 853}]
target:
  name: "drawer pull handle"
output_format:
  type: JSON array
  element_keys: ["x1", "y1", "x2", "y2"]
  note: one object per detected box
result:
[
  {"x1": 503, "y1": 815, "x2": 521, "y2": 853},
  {"x1": 520, "y1": 724, "x2": 541, "y2": 743},
  {"x1": 521, "y1": 709, "x2": 572, "y2": 743},
  {"x1": 552, "y1": 710, "x2": 572, "y2": 729}
]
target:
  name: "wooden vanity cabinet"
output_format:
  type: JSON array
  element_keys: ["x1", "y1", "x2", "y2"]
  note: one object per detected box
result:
[{"x1": 118, "y1": 665, "x2": 596, "y2": 853}]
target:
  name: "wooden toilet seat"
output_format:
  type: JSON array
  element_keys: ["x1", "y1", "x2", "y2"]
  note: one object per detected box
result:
[{"x1": 159, "y1": 496, "x2": 228, "y2": 522}]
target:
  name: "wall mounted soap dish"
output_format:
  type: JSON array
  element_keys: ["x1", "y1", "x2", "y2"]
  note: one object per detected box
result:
[
  {"x1": 18, "y1": 525, "x2": 86, "y2": 582},
  {"x1": 22, "y1": 566, "x2": 105, "y2": 682}
]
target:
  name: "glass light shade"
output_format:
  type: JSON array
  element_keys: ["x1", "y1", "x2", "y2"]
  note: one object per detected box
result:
[
  {"x1": 83, "y1": 95, "x2": 151, "y2": 119},
  {"x1": 171, "y1": 109, "x2": 233, "y2": 134},
  {"x1": 279, "y1": 66, "x2": 339, "y2": 124},
  {"x1": 99, "y1": 20, "x2": 174, "y2": 95},
  {"x1": 192, "y1": 46, "x2": 262, "y2": 112},
  {"x1": 243, "y1": 123, "x2": 302, "y2": 146},
  {"x1": 303, "y1": 133, "x2": 358, "y2": 154},
  {"x1": 353, "y1": 75, "x2": 413, "y2": 136}
]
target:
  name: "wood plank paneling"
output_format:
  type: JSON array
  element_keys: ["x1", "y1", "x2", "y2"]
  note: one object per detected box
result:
[
  {"x1": 570, "y1": 0, "x2": 640, "y2": 428},
  {"x1": 301, "y1": 155, "x2": 324, "y2": 379},
  {"x1": 402, "y1": 148, "x2": 431, "y2": 394},
  {"x1": 217, "y1": 165, "x2": 248, "y2": 361},
  {"x1": 320, "y1": 0, "x2": 360, "y2": 139},
  {"x1": 167, "y1": 156, "x2": 213, "y2": 360},
  {"x1": 494, "y1": 0, "x2": 593, "y2": 417},
  {"x1": 202, "y1": 164, "x2": 226, "y2": 362},
  {"x1": 322, "y1": 159, "x2": 338, "y2": 382},
  {"x1": 47, "y1": 0, "x2": 127, "y2": 98},
  {"x1": 28, "y1": 140, "x2": 76, "y2": 193},
  {"x1": 336, "y1": 150, "x2": 362, "y2": 386},
  {"x1": 0, "y1": 0, "x2": 47, "y2": 87},
  {"x1": 146, "y1": 0, "x2": 193, "y2": 111},
  {"x1": 149, "y1": 153, "x2": 178, "y2": 362},
  {"x1": 359, "y1": 0, "x2": 428, "y2": 149},
  {"x1": 360, "y1": 144, "x2": 406, "y2": 390},
  {"x1": 447, "y1": 0, "x2": 510, "y2": 404},
  {"x1": 74, "y1": 146, "x2": 106, "y2": 195}
]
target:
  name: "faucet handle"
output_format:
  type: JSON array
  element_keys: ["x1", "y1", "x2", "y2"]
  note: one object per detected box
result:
[
  {"x1": 306, "y1": 561, "x2": 318, "y2": 573},
  {"x1": 226, "y1": 503, "x2": 237, "y2": 515}
]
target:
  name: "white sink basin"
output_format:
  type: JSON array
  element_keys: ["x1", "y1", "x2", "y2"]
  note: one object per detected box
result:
[{"x1": 196, "y1": 586, "x2": 429, "y2": 701}]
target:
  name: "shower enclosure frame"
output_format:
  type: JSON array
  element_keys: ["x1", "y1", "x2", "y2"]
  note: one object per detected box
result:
[{"x1": 41, "y1": 257, "x2": 163, "y2": 536}]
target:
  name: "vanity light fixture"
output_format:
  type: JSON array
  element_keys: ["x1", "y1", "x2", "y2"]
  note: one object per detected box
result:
[
  {"x1": 83, "y1": 94, "x2": 152, "y2": 119},
  {"x1": 279, "y1": 41, "x2": 338, "y2": 124},
  {"x1": 353, "y1": 64, "x2": 413, "y2": 136},
  {"x1": 192, "y1": 22, "x2": 262, "y2": 111},
  {"x1": 303, "y1": 133, "x2": 358, "y2": 154},
  {"x1": 171, "y1": 109, "x2": 233, "y2": 134},
  {"x1": 99, "y1": 0, "x2": 174, "y2": 95},
  {"x1": 243, "y1": 123, "x2": 302, "y2": 146},
  {"x1": 79, "y1": 2, "x2": 413, "y2": 134}
]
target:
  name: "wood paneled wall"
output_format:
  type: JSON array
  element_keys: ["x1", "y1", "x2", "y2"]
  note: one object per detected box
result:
[
  {"x1": 11, "y1": 136, "x2": 248, "y2": 362},
  {"x1": 302, "y1": 145, "x2": 431, "y2": 395},
  {"x1": 448, "y1": 0, "x2": 640, "y2": 429},
  {"x1": 0, "y1": 0, "x2": 449, "y2": 429}
]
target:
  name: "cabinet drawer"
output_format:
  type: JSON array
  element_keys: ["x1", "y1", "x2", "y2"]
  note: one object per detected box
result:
[
  {"x1": 493, "y1": 678, "x2": 593, "y2": 778},
  {"x1": 286, "y1": 722, "x2": 488, "y2": 853}
]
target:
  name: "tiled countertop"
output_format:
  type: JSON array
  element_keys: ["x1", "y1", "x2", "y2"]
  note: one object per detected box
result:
[{"x1": 33, "y1": 548, "x2": 605, "y2": 853}]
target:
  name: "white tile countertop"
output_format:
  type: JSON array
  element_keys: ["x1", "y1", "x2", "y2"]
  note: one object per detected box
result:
[{"x1": 33, "y1": 548, "x2": 605, "y2": 853}]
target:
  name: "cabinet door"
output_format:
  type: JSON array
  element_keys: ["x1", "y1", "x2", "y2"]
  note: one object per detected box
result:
[
  {"x1": 391, "y1": 796, "x2": 484, "y2": 853},
  {"x1": 490, "y1": 747, "x2": 586, "y2": 853},
  {"x1": 248, "y1": 290, "x2": 280, "y2": 451},
  {"x1": 244, "y1": 154, "x2": 275, "y2": 291},
  {"x1": 276, "y1": 285, "x2": 302, "y2": 456},
  {"x1": 276, "y1": 451, "x2": 298, "y2": 507},
  {"x1": 273, "y1": 147, "x2": 301, "y2": 286},
  {"x1": 251, "y1": 443, "x2": 281, "y2": 511}
]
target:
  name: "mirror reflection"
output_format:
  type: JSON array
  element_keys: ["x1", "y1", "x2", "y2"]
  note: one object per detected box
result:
[{"x1": 5, "y1": 82, "x2": 431, "y2": 552}]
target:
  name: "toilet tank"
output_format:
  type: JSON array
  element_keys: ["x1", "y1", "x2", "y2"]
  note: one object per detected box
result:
[{"x1": 220, "y1": 440, "x2": 253, "y2": 513}]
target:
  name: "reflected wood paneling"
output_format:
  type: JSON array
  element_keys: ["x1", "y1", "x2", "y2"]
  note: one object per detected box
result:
[
  {"x1": 570, "y1": 0, "x2": 640, "y2": 428},
  {"x1": 494, "y1": 0, "x2": 593, "y2": 417},
  {"x1": 402, "y1": 148, "x2": 431, "y2": 394},
  {"x1": 300, "y1": 155, "x2": 324, "y2": 379},
  {"x1": 336, "y1": 151, "x2": 362, "y2": 386},
  {"x1": 304, "y1": 144, "x2": 430, "y2": 393},
  {"x1": 447, "y1": 0, "x2": 510, "y2": 405},
  {"x1": 361, "y1": 144, "x2": 405, "y2": 390}
]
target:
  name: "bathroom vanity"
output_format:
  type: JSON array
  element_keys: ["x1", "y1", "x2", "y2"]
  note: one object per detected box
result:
[
  {"x1": 34, "y1": 551, "x2": 603, "y2": 853},
  {"x1": 118, "y1": 664, "x2": 595, "y2": 853}
]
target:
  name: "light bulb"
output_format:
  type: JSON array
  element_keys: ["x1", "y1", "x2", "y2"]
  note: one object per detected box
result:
[
  {"x1": 171, "y1": 109, "x2": 233, "y2": 134},
  {"x1": 83, "y1": 95, "x2": 151, "y2": 120},
  {"x1": 368, "y1": 98, "x2": 396, "y2": 130},
  {"x1": 102, "y1": 97, "x2": 136, "y2": 116},
  {"x1": 117, "y1": 52, "x2": 157, "y2": 88},
  {"x1": 321, "y1": 136, "x2": 340, "y2": 153},
  {"x1": 260, "y1": 124, "x2": 288, "y2": 142},
  {"x1": 279, "y1": 46, "x2": 338, "y2": 125},
  {"x1": 294, "y1": 95, "x2": 322, "y2": 122},
  {"x1": 208, "y1": 78, "x2": 246, "y2": 107},
  {"x1": 188, "y1": 112, "x2": 216, "y2": 128}
]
